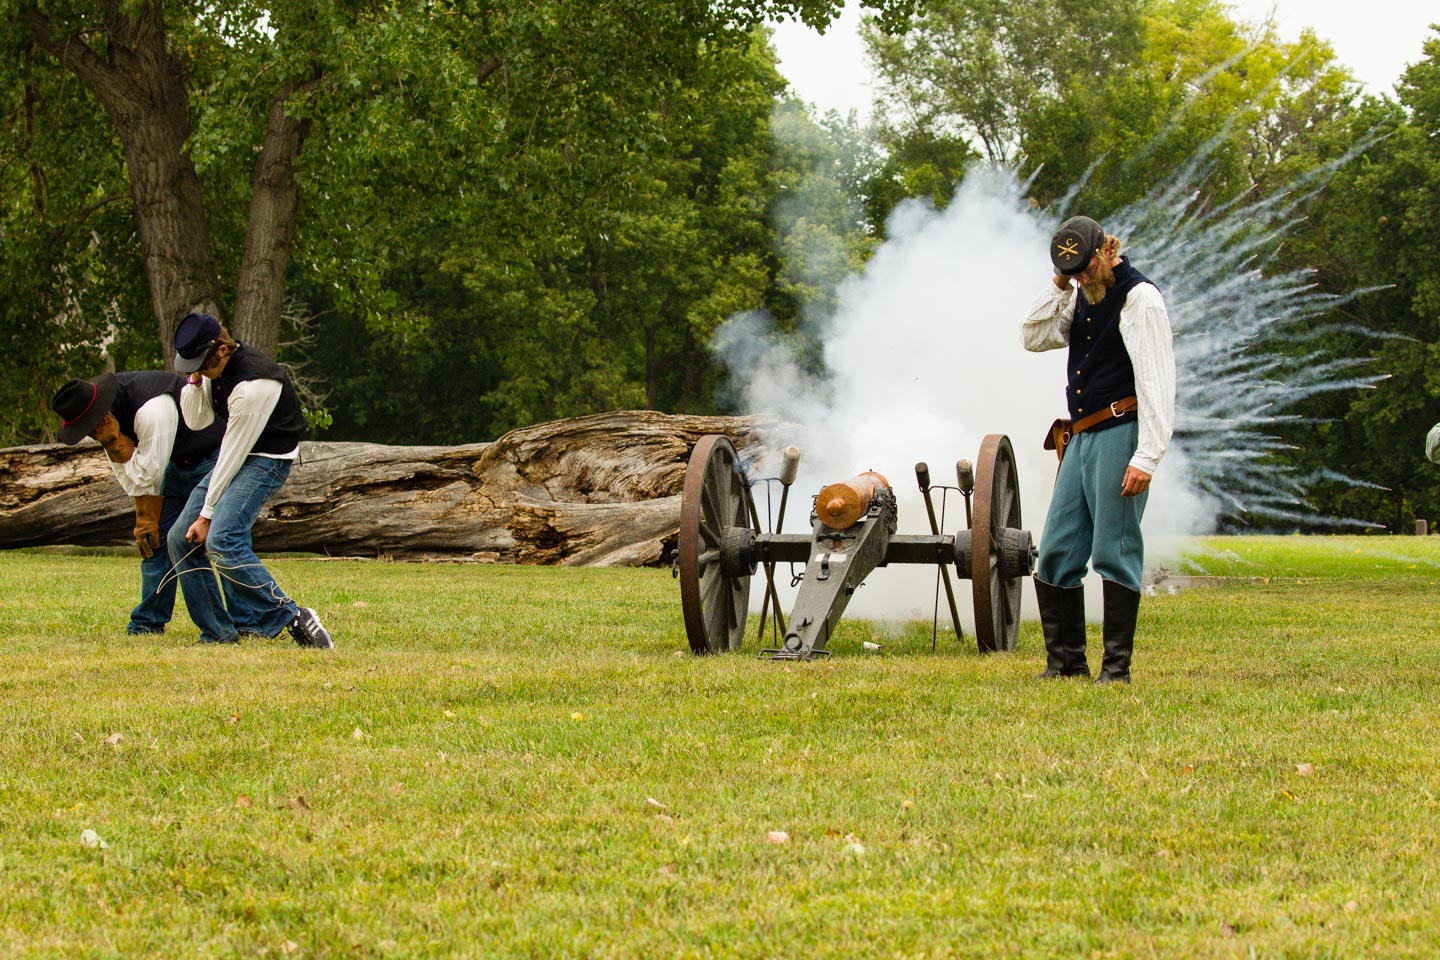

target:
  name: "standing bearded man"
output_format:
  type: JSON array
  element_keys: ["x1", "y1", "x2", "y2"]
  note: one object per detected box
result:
[{"x1": 1022, "y1": 216, "x2": 1176, "y2": 684}]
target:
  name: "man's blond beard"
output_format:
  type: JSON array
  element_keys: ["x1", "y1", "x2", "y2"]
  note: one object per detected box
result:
[
  {"x1": 1080, "y1": 265, "x2": 1114, "y2": 305},
  {"x1": 1079, "y1": 236, "x2": 1122, "y2": 304}
]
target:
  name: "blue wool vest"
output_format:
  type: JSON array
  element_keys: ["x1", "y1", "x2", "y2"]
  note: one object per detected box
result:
[
  {"x1": 1065, "y1": 257, "x2": 1154, "y2": 433},
  {"x1": 211, "y1": 345, "x2": 308, "y2": 455},
  {"x1": 111, "y1": 370, "x2": 224, "y2": 468}
]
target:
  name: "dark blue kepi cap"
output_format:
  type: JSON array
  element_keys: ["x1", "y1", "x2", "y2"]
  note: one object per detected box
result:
[
  {"x1": 173, "y1": 312, "x2": 221, "y2": 373},
  {"x1": 1050, "y1": 216, "x2": 1106, "y2": 276}
]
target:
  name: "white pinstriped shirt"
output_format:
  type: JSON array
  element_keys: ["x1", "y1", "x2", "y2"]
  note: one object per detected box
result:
[
  {"x1": 107, "y1": 396, "x2": 177, "y2": 498},
  {"x1": 181, "y1": 377, "x2": 297, "y2": 519},
  {"x1": 1022, "y1": 278, "x2": 1176, "y2": 475}
]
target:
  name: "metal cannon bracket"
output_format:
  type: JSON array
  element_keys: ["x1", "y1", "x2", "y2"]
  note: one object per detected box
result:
[{"x1": 676, "y1": 434, "x2": 1036, "y2": 660}]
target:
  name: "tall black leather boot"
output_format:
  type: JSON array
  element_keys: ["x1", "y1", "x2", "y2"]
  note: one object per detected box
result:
[
  {"x1": 1096, "y1": 580, "x2": 1141, "y2": 684},
  {"x1": 1034, "y1": 579, "x2": 1088, "y2": 678}
]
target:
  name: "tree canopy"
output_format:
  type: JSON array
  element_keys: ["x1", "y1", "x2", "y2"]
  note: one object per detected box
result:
[{"x1": 0, "y1": 0, "x2": 908, "y2": 439}]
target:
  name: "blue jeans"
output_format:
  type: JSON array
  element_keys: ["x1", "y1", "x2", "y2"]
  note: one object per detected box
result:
[
  {"x1": 166, "y1": 456, "x2": 300, "y2": 643},
  {"x1": 129, "y1": 454, "x2": 223, "y2": 634},
  {"x1": 1037, "y1": 420, "x2": 1148, "y2": 592}
]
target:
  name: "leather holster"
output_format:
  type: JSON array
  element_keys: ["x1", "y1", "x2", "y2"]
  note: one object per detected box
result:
[{"x1": 1044, "y1": 418, "x2": 1072, "y2": 463}]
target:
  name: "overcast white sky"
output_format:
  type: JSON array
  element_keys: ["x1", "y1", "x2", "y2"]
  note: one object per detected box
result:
[{"x1": 771, "y1": 0, "x2": 1440, "y2": 120}]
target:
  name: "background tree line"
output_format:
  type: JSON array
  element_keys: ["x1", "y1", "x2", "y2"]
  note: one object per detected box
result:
[{"x1": 3, "y1": 0, "x2": 1438, "y2": 531}]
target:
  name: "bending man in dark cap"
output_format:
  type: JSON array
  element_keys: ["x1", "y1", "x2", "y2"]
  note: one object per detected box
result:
[
  {"x1": 50, "y1": 370, "x2": 228, "y2": 637},
  {"x1": 168, "y1": 312, "x2": 333, "y2": 648},
  {"x1": 1022, "y1": 216, "x2": 1175, "y2": 683}
]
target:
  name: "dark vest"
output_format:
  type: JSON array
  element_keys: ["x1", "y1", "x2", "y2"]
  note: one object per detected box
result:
[
  {"x1": 1065, "y1": 257, "x2": 1154, "y2": 432},
  {"x1": 211, "y1": 345, "x2": 308, "y2": 455},
  {"x1": 111, "y1": 370, "x2": 224, "y2": 468}
]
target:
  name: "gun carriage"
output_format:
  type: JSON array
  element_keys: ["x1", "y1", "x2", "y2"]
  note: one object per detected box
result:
[{"x1": 676, "y1": 434, "x2": 1037, "y2": 660}]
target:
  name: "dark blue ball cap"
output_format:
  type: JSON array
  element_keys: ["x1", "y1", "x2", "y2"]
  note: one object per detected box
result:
[{"x1": 173, "y1": 313, "x2": 221, "y2": 373}]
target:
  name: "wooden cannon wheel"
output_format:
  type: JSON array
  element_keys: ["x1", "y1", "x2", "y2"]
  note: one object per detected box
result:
[
  {"x1": 970, "y1": 434, "x2": 1024, "y2": 653},
  {"x1": 678, "y1": 435, "x2": 752, "y2": 653}
]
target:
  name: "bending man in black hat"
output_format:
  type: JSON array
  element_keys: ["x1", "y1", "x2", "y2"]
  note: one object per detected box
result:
[
  {"x1": 50, "y1": 371, "x2": 229, "y2": 637},
  {"x1": 1022, "y1": 216, "x2": 1175, "y2": 683},
  {"x1": 167, "y1": 312, "x2": 333, "y2": 648}
]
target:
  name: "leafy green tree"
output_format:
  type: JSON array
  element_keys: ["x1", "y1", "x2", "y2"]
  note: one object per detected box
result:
[
  {"x1": 0, "y1": 44, "x2": 150, "y2": 441},
  {"x1": 861, "y1": 0, "x2": 1356, "y2": 219},
  {"x1": 307, "y1": 30, "x2": 884, "y2": 442},
  {"x1": 1271, "y1": 31, "x2": 1440, "y2": 530},
  {"x1": 1022, "y1": 0, "x2": 1358, "y2": 213},
  {"x1": 866, "y1": 0, "x2": 1146, "y2": 168},
  {"x1": 861, "y1": 0, "x2": 1145, "y2": 217}
]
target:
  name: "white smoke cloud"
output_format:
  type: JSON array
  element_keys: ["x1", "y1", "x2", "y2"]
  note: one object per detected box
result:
[{"x1": 716, "y1": 166, "x2": 1214, "y2": 628}]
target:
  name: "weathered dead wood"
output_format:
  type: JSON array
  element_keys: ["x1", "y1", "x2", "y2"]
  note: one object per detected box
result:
[{"x1": 0, "y1": 410, "x2": 787, "y2": 565}]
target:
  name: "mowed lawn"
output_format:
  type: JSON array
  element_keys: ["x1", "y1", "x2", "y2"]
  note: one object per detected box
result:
[{"x1": 2, "y1": 536, "x2": 1438, "y2": 958}]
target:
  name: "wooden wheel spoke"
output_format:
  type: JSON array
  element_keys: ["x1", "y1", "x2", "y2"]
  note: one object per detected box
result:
[
  {"x1": 701, "y1": 480, "x2": 724, "y2": 529},
  {"x1": 996, "y1": 484, "x2": 1014, "y2": 532},
  {"x1": 727, "y1": 580, "x2": 748, "y2": 651},
  {"x1": 699, "y1": 522, "x2": 721, "y2": 550},
  {"x1": 703, "y1": 590, "x2": 727, "y2": 645}
]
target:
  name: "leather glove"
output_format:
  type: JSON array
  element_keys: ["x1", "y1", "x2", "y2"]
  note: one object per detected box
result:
[
  {"x1": 133, "y1": 495, "x2": 164, "y2": 559},
  {"x1": 92, "y1": 415, "x2": 136, "y2": 464}
]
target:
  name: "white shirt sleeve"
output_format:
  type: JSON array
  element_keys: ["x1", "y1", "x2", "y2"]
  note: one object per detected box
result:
[
  {"x1": 180, "y1": 378, "x2": 215, "y2": 430},
  {"x1": 1021, "y1": 282, "x2": 1078, "y2": 352},
  {"x1": 109, "y1": 396, "x2": 176, "y2": 497},
  {"x1": 1118, "y1": 283, "x2": 1177, "y2": 476},
  {"x1": 200, "y1": 378, "x2": 284, "y2": 519}
]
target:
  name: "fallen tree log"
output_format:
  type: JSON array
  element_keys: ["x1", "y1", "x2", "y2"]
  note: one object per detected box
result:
[{"x1": 0, "y1": 410, "x2": 787, "y2": 565}]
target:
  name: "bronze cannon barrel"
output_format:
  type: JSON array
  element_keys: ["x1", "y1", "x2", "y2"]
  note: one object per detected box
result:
[{"x1": 815, "y1": 471, "x2": 891, "y2": 530}]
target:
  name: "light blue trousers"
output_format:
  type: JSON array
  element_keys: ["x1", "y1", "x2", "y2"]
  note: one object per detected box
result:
[{"x1": 1037, "y1": 420, "x2": 1147, "y2": 592}]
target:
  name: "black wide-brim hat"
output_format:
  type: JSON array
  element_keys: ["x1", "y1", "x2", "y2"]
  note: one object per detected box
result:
[
  {"x1": 51, "y1": 373, "x2": 119, "y2": 445},
  {"x1": 1050, "y1": 215, "x2": 1106, "y2": 276}
]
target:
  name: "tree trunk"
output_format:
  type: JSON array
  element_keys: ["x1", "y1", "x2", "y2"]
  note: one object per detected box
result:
[
  {"x1": 0, "y1": 411, "x2": 785, "y2": 565},
  {"x1": 23, "y1": 2, "x2": 223, "y2": 358},
  {"x1": 233, "y1": 74, "x2": 322, "y2": 356}
]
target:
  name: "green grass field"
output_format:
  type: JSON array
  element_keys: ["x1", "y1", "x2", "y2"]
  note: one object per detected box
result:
[{"x1": 2, "y1": 536, "x2": 1438, "y2": 958}]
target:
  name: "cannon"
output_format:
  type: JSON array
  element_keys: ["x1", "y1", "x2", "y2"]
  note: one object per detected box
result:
[{"x1": 676, "y1": 434, "x2": 1037, "y2": 660}]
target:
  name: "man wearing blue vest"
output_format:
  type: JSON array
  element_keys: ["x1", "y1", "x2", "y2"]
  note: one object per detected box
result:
[
  {"x1": 50, "y1": 370, "x2": 229, "y2": 637},
  {"x1": 167, "y1": 312, "x2": 333, "y2": 649},
  {"x1": 1022, "y1": 216, "x2": 1175, "y2": 683}
]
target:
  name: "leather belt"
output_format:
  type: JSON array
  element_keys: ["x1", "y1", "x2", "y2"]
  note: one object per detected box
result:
[{"x1": 1071, "y1": 396, "x2": 1137, "y2": 436}]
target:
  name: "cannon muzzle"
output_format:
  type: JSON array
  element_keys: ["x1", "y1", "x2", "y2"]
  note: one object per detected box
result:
[{"x1": 815, "y1": 471, "x2": 891, "y2": 530}]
